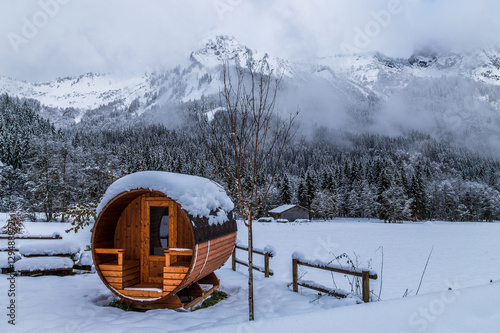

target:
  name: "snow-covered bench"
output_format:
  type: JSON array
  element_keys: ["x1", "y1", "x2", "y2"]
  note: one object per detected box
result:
[
  {"x1": 11, "y1": 241, "x2": 81, "y2": 276},
  {"x1": 19, "y1": 240, "x2": 81, "y2": 261},
  {"x1": 0, "y1": 232, "x2": 62, "y2": 239},
  {"x1": 14, "y1": 257, "x2": 74, "y2": 276}
]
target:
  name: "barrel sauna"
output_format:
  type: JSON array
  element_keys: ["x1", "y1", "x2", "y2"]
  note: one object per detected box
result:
[{"x1": 92, "y1": 171, "x2": 237, "y2": 309}]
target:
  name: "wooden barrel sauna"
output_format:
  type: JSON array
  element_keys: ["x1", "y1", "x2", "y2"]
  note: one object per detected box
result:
[{"x1": 91, "y1": 171, "x2": 237, "y2": 309}]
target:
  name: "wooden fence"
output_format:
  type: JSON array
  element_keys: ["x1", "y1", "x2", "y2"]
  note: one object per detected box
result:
[
  {"x1": 292, "y1": 258, "x2": 378, "y2": 303},
  {"x1": 232, "y1": 244, "x2": 274, "y2": 278}
]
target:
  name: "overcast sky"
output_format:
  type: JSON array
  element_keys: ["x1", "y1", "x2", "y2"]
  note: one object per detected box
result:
[{"x1": 1, "y1": 0, "x2": 499, "y2": 81}]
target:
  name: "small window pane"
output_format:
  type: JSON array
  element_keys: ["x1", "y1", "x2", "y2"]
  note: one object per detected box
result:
[{"x1": 150, "y1": 206, "x2": 168, "y2": 255}]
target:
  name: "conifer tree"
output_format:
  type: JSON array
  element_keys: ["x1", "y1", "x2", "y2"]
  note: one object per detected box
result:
[
  {"x1": 377, "y1": 169, "x2": 392, "y2": 222},
  {"x1": 279, "y1": 174, "x2": 292, "y2": 204},
  {"x1": 409, "y1": 166, "x2": 427, "y2": 221}
]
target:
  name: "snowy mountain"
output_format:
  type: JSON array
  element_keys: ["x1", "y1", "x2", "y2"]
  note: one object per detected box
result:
[
  {"x1": 2, "y1": 35, "x2": 500, "y2": 150},
  {"x1": 319, "y1": 47, "x2": 500, "y2": 92}
]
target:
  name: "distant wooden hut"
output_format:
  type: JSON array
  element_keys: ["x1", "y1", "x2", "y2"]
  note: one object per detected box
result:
[
  {"x1": 269, "y1": 204, "x2": 310, "y2": 221},
  {"x1": 92, "y1": 171, "x2": 236, "y2": 309}
]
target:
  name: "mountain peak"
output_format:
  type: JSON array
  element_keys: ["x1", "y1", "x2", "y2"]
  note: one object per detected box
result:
[
  {"x1": 190, "y1": 35, "x2": 252, "y2": 68},
  {"x1": 3, "y1": 39, "x2": 500, "y2": 142},
  {"x1": 190, "y1": 35, "x2": 293, "y2": 76}
]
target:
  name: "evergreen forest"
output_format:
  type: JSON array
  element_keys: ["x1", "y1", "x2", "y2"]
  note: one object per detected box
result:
[{"x1": 1, "y1": 93, "x2": 499, "y2": 222}]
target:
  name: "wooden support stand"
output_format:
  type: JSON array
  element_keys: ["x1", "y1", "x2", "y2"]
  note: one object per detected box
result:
[
  {"x1": 125, "y1": 272, "x2": 221, "y2": 310},
  {"x1": 182, "y1": 272, "x2": 221, "y2": 309}
]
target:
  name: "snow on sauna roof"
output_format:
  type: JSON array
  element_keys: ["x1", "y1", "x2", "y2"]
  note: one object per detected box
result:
[{"x1": 97, "y1": 171, "x2": 234, "y2": 225}]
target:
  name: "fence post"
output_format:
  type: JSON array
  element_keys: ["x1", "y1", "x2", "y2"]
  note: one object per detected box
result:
[
  {"x1": 232, "y1": 248, "x2": 236, "y2": 271},
  {"x1": 362, "y1": 270, "x2": 370, "y2": 302},
  {"x1": 292, "y1": 259, "x2": 298, "y2": 292},
  {"x1": 264, "y1": 253, "x2": 270, "y2": 278}
]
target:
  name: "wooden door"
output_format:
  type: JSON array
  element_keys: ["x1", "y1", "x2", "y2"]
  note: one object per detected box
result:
[{"x1": 140, "y1": 197, "x2": 176, "y2": 284}]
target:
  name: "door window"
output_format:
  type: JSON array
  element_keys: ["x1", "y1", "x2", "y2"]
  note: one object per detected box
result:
[{"x1": 150, "y1": 206, "x2": 169, "y2": 255}]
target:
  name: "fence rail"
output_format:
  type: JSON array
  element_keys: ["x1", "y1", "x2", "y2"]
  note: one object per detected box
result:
[
  {"x1": 232, "y1": 244, "x2": 274, "y2": 278},
  {"x1": 292, "y1": 258, "x2": 377, "y2": 302}
]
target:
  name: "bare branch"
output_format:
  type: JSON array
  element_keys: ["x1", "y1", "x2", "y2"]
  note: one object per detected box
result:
[{"x1": 195, "y1": 59, "x2": 298, "y2": 321}]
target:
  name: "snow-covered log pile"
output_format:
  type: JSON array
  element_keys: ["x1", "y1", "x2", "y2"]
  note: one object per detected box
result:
[
  {"x1": 6, "y1": 240, "x2": 84, "y2": 276},
  {"x1": 0, "y1": 232, "x2": 61, "y2": 239},
  {"x1": 19, "y1": 240, "x2": 80, "y2": 258},
  {"x1": 15, "y1": 257, "x2": 74, "y2": 274}
]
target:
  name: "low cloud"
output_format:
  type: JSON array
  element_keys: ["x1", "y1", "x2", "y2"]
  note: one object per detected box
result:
[{"x1": 0, "y1": 0, "x2": 499, "y2": 81}]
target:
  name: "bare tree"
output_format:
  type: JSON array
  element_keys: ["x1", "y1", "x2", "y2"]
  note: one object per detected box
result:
[{"x1": 198, "y1": 60, "x2": 298, "y2": 320}]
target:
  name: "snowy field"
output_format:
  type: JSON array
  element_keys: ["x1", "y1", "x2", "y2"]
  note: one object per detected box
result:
[{"x1": 1, "y1": 215, "x2": 500, "y2": 332}]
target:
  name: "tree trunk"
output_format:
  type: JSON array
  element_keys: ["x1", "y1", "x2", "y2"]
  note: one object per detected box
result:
[
  {"x1": 197, "y1": 61, "x2": 298, "y2": 322},
  {"x1": 248, "y1": 218, "x2": 254, "y2": 321}
]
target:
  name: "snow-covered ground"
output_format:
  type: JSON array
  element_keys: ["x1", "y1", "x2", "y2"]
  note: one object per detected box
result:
[{"x1": 1, "y1": 216, "x2": 499, "y2": 332}]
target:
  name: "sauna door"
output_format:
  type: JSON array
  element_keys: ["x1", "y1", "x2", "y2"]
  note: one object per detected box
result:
[{"x1": 140, "y1": 198, "x2": 175, "y2": 284}]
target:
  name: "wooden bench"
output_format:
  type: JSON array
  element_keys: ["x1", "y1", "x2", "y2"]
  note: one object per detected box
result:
[
  {"x1": 95, "y1": 248, "x2": 140, "y2": 289},
  {"x1": 18, "y1": 267, "x2": 73, "y2": 277},
  {"x1": 0, "y1": 234, "x2": 62, "y2": 240},
  {"x1": 18, "y1": 240, "x2": 80, "y2": 261},
  {"x1": 14, "y1": 256, "x2": 74, "y2": 276},
  {"x1": 163, "y1": 249, "x2": 192, "y2": 292}
]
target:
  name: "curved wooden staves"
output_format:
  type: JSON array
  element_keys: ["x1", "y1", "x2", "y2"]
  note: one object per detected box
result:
[{"x1": 91, "y1": 188, "x2": 237, "y2": 309}]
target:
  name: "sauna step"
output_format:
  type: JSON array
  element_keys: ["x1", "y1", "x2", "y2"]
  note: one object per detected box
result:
[
  {"x1": 162, "y1": 273, "x2": 186, "y2": 292},
  {"x1": 163, "y1": 272, "x2": 187, "y2": 280},
  {"x1": 120, "y1": 289, "x2": 169, "y2": 298},
  {"x1": 162, "y1": 285, "x2": 178, "y2": 292},
  {"x1": 99, "y1": 260, "x2": 139, "y2": 271},
  {"x1": 121, "y1": 283, "x2": 174, "y2": 298},
  {"x1": 101, "y1": 265, "x2": 139, "y2": 278},
  {"x1": 164, "y1": 266, "x2": 189, "y2": 274}
]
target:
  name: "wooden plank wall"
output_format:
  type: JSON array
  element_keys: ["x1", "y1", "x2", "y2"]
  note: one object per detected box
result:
[
  {"x1": 148, "y1": 256, "x2": 165, "y2": 284},
  {"x1": 114, "y1": 196, "x2": 142, "y2": 261},
  {"x1": 171, "y1": 204, "x2": 193, "y2": 265},
  {"x1": 178, "y1": 232, "x2": 236, "y2": 290},
  {"x1": 176, "y1": 204, "x2": 192, "y2": 248}
]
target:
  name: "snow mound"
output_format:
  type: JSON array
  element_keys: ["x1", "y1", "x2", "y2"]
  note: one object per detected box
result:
[
  {"x1": 264, "y1": 245, "x2": 277, "y2": 257},
  {"x1": 292, "y1": 251, "x2": 305, "y2": 260},
  {"x1": 19, "y1": 240, "x2": 80, "y2": 256},
  {"x1": 77, "y1": 251, "x2": 93, "y2": 266},
  {"x1": 0, "y1": 252, "x2": 21, "y2": 268},
  {"x1": 15, "y1": 257, "x2": 74, "y2": 271},
  {"x1": 97, "y1": 171, "x2": 234, "y2": 225}
]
